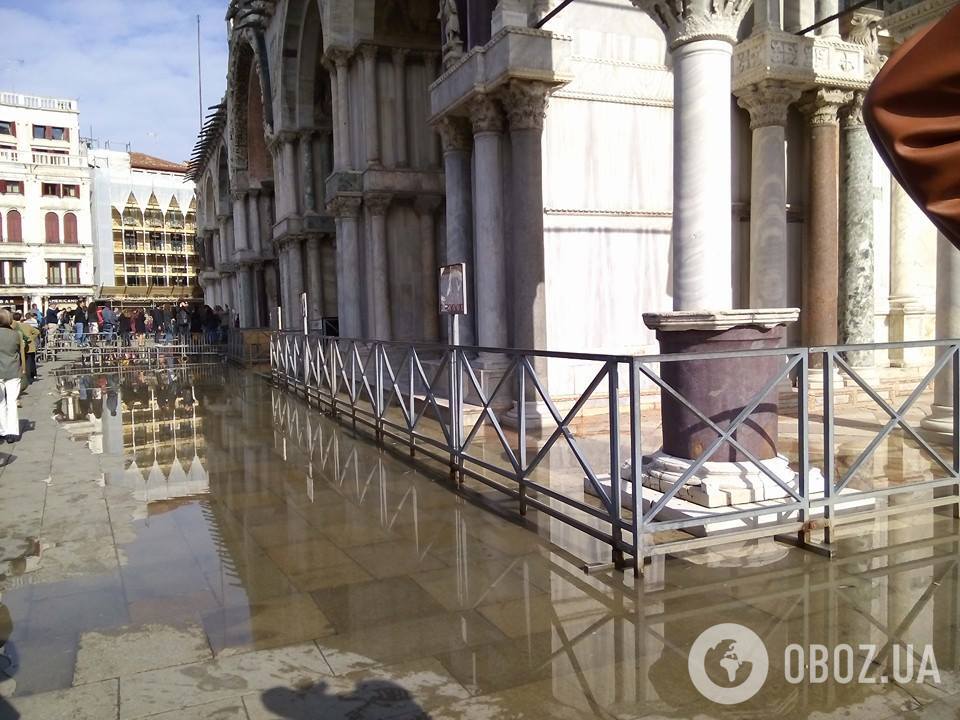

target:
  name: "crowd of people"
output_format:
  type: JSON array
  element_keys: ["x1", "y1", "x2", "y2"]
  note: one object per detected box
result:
[{"x1": 0, "y1": 301, "x2": 235, "y2": 445}]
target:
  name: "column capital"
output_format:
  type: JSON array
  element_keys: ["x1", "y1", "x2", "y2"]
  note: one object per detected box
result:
[
  {"x1": 391, "y1": 47, "x2": 411, "y2": 63},
  {"x1": 216, "y1": 213, "x2": 232, "y2": 223},
  {"x1": 247, "y1": 187, "x2": 261, "y2": 199},
  {"x1": 735, "y1": 81, "x2": 803, "y2": 129},
  {"x1": 800, "y1": 88, "x2": 852, "y2": 127},
  {"x1": 365, "y1": 193, "x2": 393, "y2": 217},
  {"x1": 499, "y1": 80, "x2": 550, "y2": 131},
  {"x1": 358, "y1": 44, "x2": 378, "y2": 62},
  {"x1": 231, "y1": 191, "x2": 248, "y2": 202},
  {"x1": 413, "y1": 195, "x2": 443, "y2": 216},
  {"x1": 840, "y1": 91, "x2": 866, "y2": 129},
  {"x1": 327, "y1": 47, "x2": 353, "y2": 70},
  {"x1": 631, "y1": 0, "x2": 753, "y2": 49},
  {"x1": 434, "y1": 116, "x2": 472, "y2": 152},
  {"x1": 469, "y1": 94, "x2": 505, "y2": 135},
  {"x1": 328, "y1": 195, "x2": 362, "y2": 218}
]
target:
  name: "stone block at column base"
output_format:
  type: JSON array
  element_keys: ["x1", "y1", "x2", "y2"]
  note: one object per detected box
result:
[
  {"x1": 461, "y1": 358, "x2": 514, "y2": 411},
  {"x1": 920, "y1": 404, "x2": 955, "y2": 442},
  {"x1": 622, "y1": 451, "x2": 825, "y2": 508},
  {"x1": 501, "y1": 399, "x2": 557, "y2": 433}
]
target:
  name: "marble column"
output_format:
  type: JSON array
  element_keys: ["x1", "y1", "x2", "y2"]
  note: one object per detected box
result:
[
  {"x1": 360, "y1": 45, "x2": 381, "y2": 168},
  {"x1": 839, "y1": 92, "x2": 875, "y2": 366},
  {"x1": 392, "y1": 49, "x2": 409, "y2": 168},
  {"x1": 736, "y1": 81, "x2": 801, "y2": 309},
  {"x1": 232, "y1": 193, "x2": 249, "y2": 253},
  {"x1": 752, "y1": 0, "x2": 781, "y2": 31},
  {"x1": 331, "y1": 197, "x2": 362, "y2": 337},
  {"x1": 634, "y1": 1, "x2": 752, "y2": 311},
  {"x1": 305, "y1": 234, "x2": 324, "y2": 331},
  {"x1": 287, "y1": 237, "x2": 305, "y2": 331},
  {"x1": 815, "y1": 0, "x2": 839, "y2": 38},
  {"x1": 502, "y1": 80, "x2": 550, "y2": 354},
  {"x1": 435, "y1": 116, "x2": 475, "y2": 345},
  {"x1": 301, "y1": 130, "x2": 317, "y2": 214},
  {"x1": 247, "y1": 188, "x2": 262, "y2": 255},
  {"x1": 331, "y1": 50, "x2": 352, "y2": 171},
  {"x1": 470, "y1": 93, "x2": 509, "y2": 351},
  {"x1": 921, "y1": 232, "x2": 960, "y2": 438},
  {"x1": 365, "y1": 194, "x2": 392, "y2": 339},
  {"x1": 217, "y1": 214, "x2": 231, "y2": 263},
  {"x1": 802, "y1": 89, "x2": 849, "y2": 353},
  {"x1": 889, "y1": 179, "x2": 932, "y2": 367},
  {"x1": 426, "y1": 53, "x2": 442, "y2": 170},
  {"x1": 237, "y1": 264, "x2": 255, "y2": 328},
  {"x1": 281, "y1": 136, "x2": 299, "y2": 218},
  {"x1": 277, "y1": 245, "x2": 289, "y2": 328},
  {"x1": 415, "y1": 197, "x2": 441, "y2": 341}
]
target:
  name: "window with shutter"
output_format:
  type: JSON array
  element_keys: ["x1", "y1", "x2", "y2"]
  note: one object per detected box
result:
[
  {"x1": 64, "y1": 213, "x2": 78, "y2": 244},
  {"x1": 7, "y1": 211, "x2": 21, "y2": 243},
  {"x1": 45, "y1": 212, "x2": 60, "y2": 243}
]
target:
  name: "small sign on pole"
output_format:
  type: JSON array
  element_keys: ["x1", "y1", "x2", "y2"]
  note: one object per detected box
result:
[{"x1": 439, "y1": 263, "x2": 467, "y2": 315}]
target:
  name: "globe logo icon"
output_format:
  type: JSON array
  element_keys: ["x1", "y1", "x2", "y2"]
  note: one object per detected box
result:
[{"x1": 688, "y1": 623, "x2": 769, "y2": 705}]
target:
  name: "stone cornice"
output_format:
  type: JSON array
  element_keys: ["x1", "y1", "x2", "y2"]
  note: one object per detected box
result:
[
  {"x1": 881, "y1": 0, "x2": 960, "y2": 40},
  {"x1": 630, "y1": 1, "x2": 752, "y2": 50},
  {"x1": 643, "y1": 308, "x2": 801, "y2": 332}
]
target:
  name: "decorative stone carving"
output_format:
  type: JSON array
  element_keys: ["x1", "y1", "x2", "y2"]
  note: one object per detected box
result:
[
  {"x1": 735, "y1": 81, "x2": 802, "y2": 129},
  {"x1": 327, "y1": 196, "x2": 362, "y2": 219},
  {"x1": 226, "y1": 0, "x2": 276, "y2": 33},
  {"x1": 732, "y1": 30, "x2": 868, "y2": 92},
  {"x1": 841, "y1": 91, "x2": 865, "y2": 129},
  {"x1": 438, "y1": 0, "x2": 464, "y2": 69},
  {"x1": 845, "y1": 13, "x2": 881, "y2": 78},
  {"x1": 469, "y1": 94, "x2": 504, "y2": 134},
  {"x1": 630, "y1": 0, "x2": 752, "y2": 49},
  {"x1": 500, "y1": 81, "x2": 550, "y2": 131},
  {"x1": 434, "y1": 116, "x2": 472, "y2": 152},
  {"x1": 800, "y1": 88, "x2": 852, "y2": 127},
  {"x1": 365, "y1": 194, "x2": 393, "y2": 217}
]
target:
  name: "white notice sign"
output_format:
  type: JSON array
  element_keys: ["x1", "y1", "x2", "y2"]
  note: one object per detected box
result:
[{"x1": 439, "y1": 263, "x2": 467, "y2": 315}]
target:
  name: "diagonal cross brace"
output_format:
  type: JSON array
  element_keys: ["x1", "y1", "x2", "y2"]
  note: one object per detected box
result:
[{"x1": 459, "y1": 354, "x2": 521, "y2": 474}]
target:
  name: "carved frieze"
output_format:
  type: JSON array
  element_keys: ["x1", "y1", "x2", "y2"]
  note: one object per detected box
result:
[{"x1": 733, "y1": 31, "x2": 869, "y2": 93}]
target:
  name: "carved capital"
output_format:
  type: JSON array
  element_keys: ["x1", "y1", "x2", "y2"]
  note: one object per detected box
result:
[
  {"x1": 413, "y1": 195, "x2": 443, "y2": 217},
  {"x1": 231, "y1": 190, "x2": 248, "y2": 203},
  {"x1": 328, "y1": 195, "x2": 362, "y2": 218},
  {"x1": 328, "y1": 48, "x2": 353, "y2": 71},
  {"x1": 391, "y1": 47, "x2": 410, "y2": 65},
  {"x1": 365, "y1": 193, "x2": 393, "y2": 217},
  {"x1": 434, "y1": 116, "x2": 472, "y2": 152},
  {"x1": 359, "y1": 44, "x2": 378, "y2": 63},
  {"x1": 631, "y1": 0, "x2": 752, "y2": 50},
  {"x1": 735, "y1": 81, "x2": 802, "y2": 130},
  {"x1": 500, "y1": 80, "x2": 550, "y2": 131},
  {"x1": 801, "y1": 88, "x2": 852, "y2": 127},
  {"x1": 841, "y1": 91, "x2": 866, "y2": 129},
  {"x1": 469, "y1": 94, "x2": 505, "y2": 135}
]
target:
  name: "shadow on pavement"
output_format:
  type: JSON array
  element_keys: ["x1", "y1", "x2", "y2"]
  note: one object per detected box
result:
[{"x1": 260, "y1": 680, "x2": 430, "y2": 719}]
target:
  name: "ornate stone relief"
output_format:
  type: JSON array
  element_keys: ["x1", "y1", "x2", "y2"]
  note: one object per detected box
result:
[
  {"x1": 226, "y1": 0, "x2": 276, "y2": 33},
  {"x1": 841, "y1": 91, "x2": 866, "y2": 129},
  {"x1": 327, "y1": 196, "x2": 362, "y2": 219},
  {"x1": 434, "y1": 116, "x2": 472, "y2": 152},
  {"x1": 800, "y1": 88, "x2": 853, "y2": 127},
  {"x1": 733, "y1": 31, "x2": 868, "y2": 93},
  {"x1": 735, "y1": 81, "x2": 803, "y2": 129},
  {"x1": 499, "y1": 80, "x2": 550, "y2": 131},
  {"x1": 469, "y1": 94, "x2": 505, "y2": 134},
  {"x1": 364, "y1": 194, "x2": 394, "y2": 217},
  {"x1": 630, "y1": 0, "x2": 752, "y2": 49}
]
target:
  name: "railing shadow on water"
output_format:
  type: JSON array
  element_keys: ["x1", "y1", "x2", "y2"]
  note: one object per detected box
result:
[{"x1": 269, "y1": 332, "x2": 960, "y2": 576}]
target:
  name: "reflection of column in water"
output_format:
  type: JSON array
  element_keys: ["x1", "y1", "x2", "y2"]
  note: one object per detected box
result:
[{"x1": 102, "y1": 388, "x2": 123, "y2": 456}]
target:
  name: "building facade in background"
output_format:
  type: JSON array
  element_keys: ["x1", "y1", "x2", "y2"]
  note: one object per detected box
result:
[
  {"x1": 89, "y1": 149, "x2": 200, "y2": 308},
  {"x1": 0, "y1": 91, "x2": 94, "y2": 312}
]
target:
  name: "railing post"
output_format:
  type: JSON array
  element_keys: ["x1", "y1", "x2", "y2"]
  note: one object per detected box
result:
[
  {"x1": 409, "y1": 349, "x2": 416, "y2": 457},
  {"x1": 447, "y1": 318, "x2": 462, "y2": 484},
  {"x1": 953, "y1": 344, "x2": 959, "y2": 518},
  {"x1": 797, "y1": 350, "x2": 811, "y2": 545},
  {"x1": 375, "y1": 342, "x2": 384, "y2": 442},
  {"x1": 517, "y1": 353, "x2": 527, "y2": 514},
  {"x1": 608, "y1": 360, "x2": 624, "y2": 569},
  {"x1": 822, "y1": 350, "x2": 835, "y2": 546},
  {"x1": 629, "y1": 357, "x2": 642, "y2": 577}
]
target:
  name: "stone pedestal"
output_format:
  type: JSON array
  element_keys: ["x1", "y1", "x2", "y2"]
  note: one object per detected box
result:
[{"x1": 639, "y1": 309, "x2": 813, "y2": 507}]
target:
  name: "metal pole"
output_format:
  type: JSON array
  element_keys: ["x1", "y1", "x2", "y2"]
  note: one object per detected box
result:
[
  {"x1": 608, "y1": 360, "x2": 624, "y2": 568},
  {"x1": 823, "y1": 350, "x2": 835, "y2": 546},
  {"x1": 953, "y1": 345, "x2": 959, "y2": 518}
]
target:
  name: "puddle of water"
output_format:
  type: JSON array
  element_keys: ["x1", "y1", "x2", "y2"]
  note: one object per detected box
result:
[{"x1": 0, "y1": 365, "x2": 956, "y2": 719}]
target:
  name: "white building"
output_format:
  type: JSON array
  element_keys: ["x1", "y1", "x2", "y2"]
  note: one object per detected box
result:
[
  {"x1": 0, "y1": 91, "x2": 94, "y2": 312},
  {"x1": 89, "y1": 148, "x2": 199, "y2": 306}
]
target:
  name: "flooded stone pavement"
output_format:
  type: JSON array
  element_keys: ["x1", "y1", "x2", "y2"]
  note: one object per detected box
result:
[{"x1": 0, "y1": 362, "x2": 957, "y2": 718}]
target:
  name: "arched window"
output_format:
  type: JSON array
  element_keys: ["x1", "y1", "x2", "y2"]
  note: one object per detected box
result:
[
  {"x1": 7, "y1": 210, "x2": 21, "y2": 243},
  {"x1": 45, "y1": 212, "x2": 60, "y2": 243},
  {"x1": 64, "y1": 212, "x2": 78, "y2": 244}
]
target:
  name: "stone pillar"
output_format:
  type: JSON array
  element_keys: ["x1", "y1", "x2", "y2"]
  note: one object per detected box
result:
[
  {"x1": 392, "y1": 49, "x2": 409, "y2": 168},
  {"x1": 331, "y1": 50, "x2": 352, "y2": 170},
  {"x1": 301, "y1": 130, "x2": 317, "y2": 214},
  {"x1": 426, "y1": 53, "x2": 442, "y2": 170},
  {"x1": 752, "y1": 0, "x2": 781, "y2": 31},
  {"x1": 287, "y1": 237, "x2": 305, "y2": 331},
  {"x1": 331, "y1": 196, "x2": 362, "y2": 337},
  {"x1": 282, "y1": 136, "x2": 299, "y2": 218},
  {"x1": 217, "y1": 214, "x2": 231, "y2": 263},
  {"x1": 305, "y1": 234, "x2": 324, "y2": 331},
  {"x1": 237, "y1": 264, "x2": 255, "y2": 328},
  {"x1": 360, "y1": 45, "x2": 381, "y2": 168},
  {"x1": 921, "y1": 233, "x2": 960, "y2": 439},
  {"x1": 815, "y1": 0, "x2": 839, "y2": 38},
  {"x1": 277, "y1": 245, "x2": 289, "y2": 327},
  {"x1": 415, "y1": 196, "x2": 441, "y2": 341},
  {"x1": 634, "y1": 1, "x2": 752, "y2": 311},
  {"x1": 470, "y1": 93, "x2": 509, "y2": 351},
  {"x1": 889, "y1": 179, "x2": 932, "y2": 367},
  {"x1": 736, "y1": 81, "x2": 801, "y2": 309},
  {"x1": 365, "y1": 194, "x2": 392, "y2": 339},
  {"x1": 247, "y1": 188, "x2": 262, "y2": 255},
  {"x1": 802, "y1": 89, "x2": 849, "y2": 353},
  {"x1": 502, "y1": 80, "x2": 550, "y2": 353},
  {"x1": 839, "y1": 92, "x2": 875, "y2": 366},
  {"x1": 232, "y1": 193, "x2": 249, "y2": 253},
  {"x1": 435, "y1": 116, "x2": 475, "y2": 345}
]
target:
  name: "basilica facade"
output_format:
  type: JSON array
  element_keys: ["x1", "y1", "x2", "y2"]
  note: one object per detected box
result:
[{"x1": 190, "y1": 0, "x2": 956, "y2": 386}]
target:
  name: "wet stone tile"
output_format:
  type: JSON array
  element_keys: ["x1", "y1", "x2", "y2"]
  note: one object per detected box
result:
[{"x1": 310, "y1": 576, "x2": 447, "y2": 634}]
